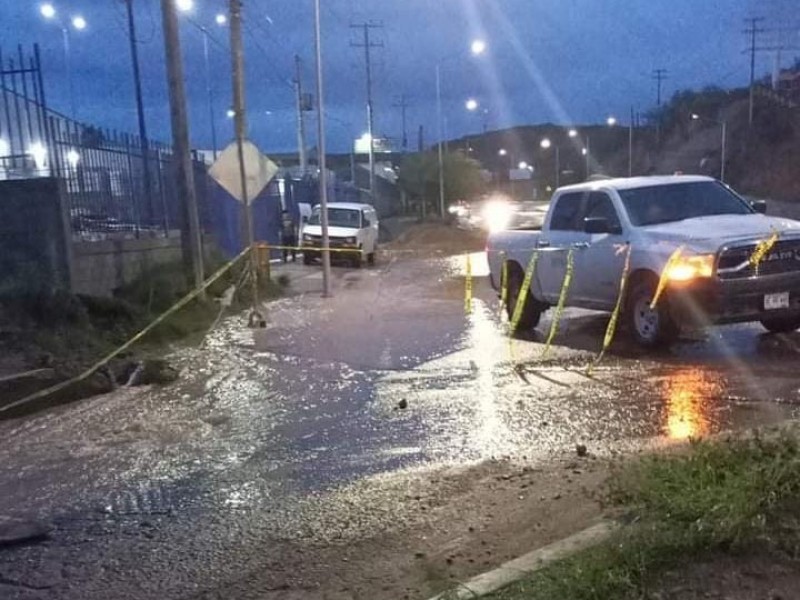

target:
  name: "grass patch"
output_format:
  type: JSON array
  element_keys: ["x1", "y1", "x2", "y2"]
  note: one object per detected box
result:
[{"x1": 487, "y1": 432, "x2": 800, "y2": 600}]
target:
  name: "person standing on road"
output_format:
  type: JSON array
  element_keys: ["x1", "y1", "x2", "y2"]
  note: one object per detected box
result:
[{"x1": 280, "y1": 209, "x2": 297, "y2": 263}]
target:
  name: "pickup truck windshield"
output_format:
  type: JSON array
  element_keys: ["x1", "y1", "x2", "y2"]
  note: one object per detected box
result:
[
  {"x1": 308, "y1": 208, "x2": 362, "y2": 229},
  {"x1": 619, "y1": 181, "x2": 754, "y2": 227}
]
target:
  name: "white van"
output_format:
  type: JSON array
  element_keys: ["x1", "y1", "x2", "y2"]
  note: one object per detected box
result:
[{"x1": 301, "y1": 203, "x2": 379, "y2": 267}]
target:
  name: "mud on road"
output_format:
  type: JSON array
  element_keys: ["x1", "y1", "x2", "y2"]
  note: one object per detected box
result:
[{"x1": 0, "y1": 224, "x2": 799, "y2": 599}]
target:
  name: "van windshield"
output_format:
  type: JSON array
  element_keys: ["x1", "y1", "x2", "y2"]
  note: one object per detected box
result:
[
  {"x1": 619, "y1": 181, "x2": 754, "y2": 227},
  {"x1": 308, "y1": 208, "x2": 362, "y2": 229}
]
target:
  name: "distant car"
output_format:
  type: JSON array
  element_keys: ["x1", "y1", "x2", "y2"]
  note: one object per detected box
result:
[{"x1": 301, "y1": 202, "x2": 379, "y2": 267}]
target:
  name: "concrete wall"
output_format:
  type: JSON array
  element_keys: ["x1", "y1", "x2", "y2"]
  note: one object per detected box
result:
[
  {"x1": 0, "y1": 178, "x2": 72, "y2": 292},
  {"x1": 71, "y1": 233, "x2": 217, "y2": 297}
]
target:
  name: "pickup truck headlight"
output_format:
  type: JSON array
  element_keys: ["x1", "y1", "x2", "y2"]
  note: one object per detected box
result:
[
  {"x1": 345, "y1": 236, "x2": 357, "y2": 244},
  {"x1": 666, "y1": 254, "x2": 715, "y2": 281},
  {"x1": 302, "y1": 234, "x2": 313, "y2": 243}
]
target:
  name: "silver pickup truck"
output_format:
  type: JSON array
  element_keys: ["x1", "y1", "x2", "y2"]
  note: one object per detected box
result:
[{"x1": 487, "y1": 175, "x2": 800, "y2": 347}]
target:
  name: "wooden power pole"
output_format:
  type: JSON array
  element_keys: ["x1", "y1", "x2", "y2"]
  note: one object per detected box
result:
[{"x1": 159, "y1": 0, "x2": 204, "y2": 291}]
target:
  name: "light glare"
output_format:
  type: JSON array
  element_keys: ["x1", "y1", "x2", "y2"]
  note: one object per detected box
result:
[{"x1": 72, "y1": 15, "x2": 87, "y2": 30}]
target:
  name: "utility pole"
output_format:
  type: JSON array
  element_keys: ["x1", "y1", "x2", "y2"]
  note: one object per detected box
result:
[
  {"x1": 228, "y1": 0, "x2": 259, "y2": 313},
  {"x1": 628, "y1": 105, "x2": 634, "y2": 177},
  {"x1": 124, "y1": 0, "x2": 155, "y2": 222},
  {"x1": 294, "y1": 54, "x2": 308, "y2": 173},
  {"x1": 417, "y1": 124, "x2": 424, "y2": 153},
  {"x1": 652, "y1": 68, "x2": 668, "y2": 146},
  {"x1": 351, "y1": 22, "x2": 383, "y2": 205},
  {"x1": 744, "y1": 17, "x2": 766, "y2": 126},
  {"x1": 314, "y1": 0, "x2": 332, "y2": 297},
  {"x1": 652, "y1": 68, "x2": 668, "y2": 106},
  {"x1": 159, "y1": 0, "x2": 204, "y2": 291},
  {"x1": 393, "y1": 94, "x2": 411, "y2": 153}
]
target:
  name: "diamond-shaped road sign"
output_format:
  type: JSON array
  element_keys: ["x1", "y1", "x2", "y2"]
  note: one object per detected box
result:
[{"x1": 209, "y1": 141, "x2": 279, "y2": 205}]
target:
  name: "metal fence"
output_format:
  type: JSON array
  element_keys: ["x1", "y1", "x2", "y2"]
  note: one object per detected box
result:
[{"x1": 0, "y1": 44, "x2": 209, "y2": 240}]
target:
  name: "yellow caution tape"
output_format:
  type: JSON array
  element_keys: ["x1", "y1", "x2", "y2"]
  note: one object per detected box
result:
[
  {"x1": 589, "y1": 244, "x2": 632, "y2": 374},
  {"x1": 541, "y1": 248, "x2": 575, "y2": 358},
  {"x1": 464, "y1": 253, "x2": 473, "y2": 315},
  {"x1": 509, "y1": 251, "x2": 540, "y2": 335},
  {"x1": 750, "y1": 230, "x2": 780, "y2": 270},
  {"x1": 0, "y1": 246, "x2": 253, "y2": 414},
  {"x1": 499, "y1": 253, "x2": 509, "y2": 319},
  {"x1": 650, "y1": 245, "x2": 685, "y2": 310}
]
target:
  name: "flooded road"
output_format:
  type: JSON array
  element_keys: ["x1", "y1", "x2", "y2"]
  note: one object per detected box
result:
[{"x1": 0, "y1": 227, "x2": 799, "y2": 599}]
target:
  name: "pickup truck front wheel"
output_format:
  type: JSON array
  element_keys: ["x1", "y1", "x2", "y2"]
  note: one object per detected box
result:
[
  {"x1": 626, "y1": 279, "x2": 678, "y2": 348},
  {"x1": 506, "y1": 268, "x2": 544, "y2": 331}
]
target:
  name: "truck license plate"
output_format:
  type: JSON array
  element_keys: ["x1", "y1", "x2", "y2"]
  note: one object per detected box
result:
[{"x1": 764, "y1": 292, "x2": 790, "y2": 311}]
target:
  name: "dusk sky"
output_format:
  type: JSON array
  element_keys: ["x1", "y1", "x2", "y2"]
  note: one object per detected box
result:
[{"x1": 2, "y1": 0, "x2": 797, "y2": 154}]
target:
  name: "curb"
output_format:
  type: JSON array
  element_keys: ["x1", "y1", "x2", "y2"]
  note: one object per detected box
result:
[{"x1": 427, "y1": 520, "x2": 617, "y2": 600}]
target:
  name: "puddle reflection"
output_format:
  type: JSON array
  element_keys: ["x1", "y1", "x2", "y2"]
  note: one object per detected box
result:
[{"x1": 663, "y1": 368, "x2": 721, "y2": 440}]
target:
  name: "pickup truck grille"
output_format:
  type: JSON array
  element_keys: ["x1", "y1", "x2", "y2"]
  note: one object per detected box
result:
[{"x1": 718, "y1": 238, "x2": 800, "y2": 280}]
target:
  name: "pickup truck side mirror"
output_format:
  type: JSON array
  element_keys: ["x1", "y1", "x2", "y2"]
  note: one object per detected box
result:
[
  {"x1": 751, "y1": 200, "x2": 768, "y2": 214},
  {"x1": 584, "y1": 217, "x2": 619, "y2": 235}
]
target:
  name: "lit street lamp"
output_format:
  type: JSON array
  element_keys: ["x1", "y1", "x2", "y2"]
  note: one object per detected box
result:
[
  {"x1": 39, "y1": 3, "x2": 87, "y2": 118},
  {"x1": 568, "y1": 128, "x2": 578, "y2": 138},
  {"x1": 436, "y1": 39, "x2": 486, "y2": 218},
  {"x1": 540, "y1": 137, "x2": 560, "y2": 188},
  {"x1": 691, "y1": 113, "x2": 727, "y2": 182},
  {"x1": 606, "y1": 112, "x2": 635, "y2": 177},
  {"x1": 177, "y1": 3, "x2": 228, "y2": 160},
  {"x1": 465, "y1": 98, "x2": 479, "y2": 112}
]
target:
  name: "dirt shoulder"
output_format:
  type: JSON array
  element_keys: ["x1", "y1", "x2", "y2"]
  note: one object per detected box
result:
[{"x1": 187, "y1": 454, "x2": 609, "y2": 600}]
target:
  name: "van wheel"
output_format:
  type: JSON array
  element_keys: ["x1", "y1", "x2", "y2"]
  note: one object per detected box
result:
[
  {"x1": 367, "y1": 252, "x2": 375, "y2": 266},
  {"x1": 760, "y1": 315, "x2": 800, "y2": 334},
  {"x1": 303, "y1": 254, "x2": 312, "y2": 266},
  {"x1": 352, "y1": 254, "x2": 363, "y2": 269},
  {"x1": 505, "y1": 266, "x2": 543, "y2": 331},
  {"x1": 626, "y1": 278, "x2": 677, "y2": 348}
]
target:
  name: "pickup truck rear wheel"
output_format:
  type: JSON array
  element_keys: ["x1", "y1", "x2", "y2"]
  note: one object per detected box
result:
[
  {"x1": 760, "y1": 315, "x2": 800, "y2": 334},
  {"x1": 506, "y1": 268, "x2": 543, "y2": 331},
  {"x1": 626, "y1": 279, "x2": 678, "y2": 348}
]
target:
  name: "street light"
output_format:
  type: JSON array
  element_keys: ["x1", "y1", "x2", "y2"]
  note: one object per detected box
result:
[
  {"x1": 606, "y1": 116, "x2": 618, "y2": 127},
  {"x1": 436, "y1": 39, "x2": 487, "y2": 218},
  {"x1": 471, "y1": 39, "x2": 487, "y2": 56},
  {"x1": 568, "y1": 128, "x2": 578, "y2": 138},
  {"x1": 38, "y1": 3, "x2": 86, "y2": 118},
  {"x1": 40, "y1": 3, "x2": 56, "y2": 18},
  {"x1": 518, "y1": 161, "x2": 528, "y2": 170},
  {"x1": 540, "y1": 138, "x2": 560, "y2": 188},
  {"x1": 178, "y1": 9, "x2": 228, "y2": 161},
  {"x1": 498, "y1": 148, "x2": 507, "y2": 156},
  {"x1": 691, "y1": 113, "x2": 727, "y2": 182},
  {"x1": 465, "y1": 98, "x2": 479, "y2": 112}
]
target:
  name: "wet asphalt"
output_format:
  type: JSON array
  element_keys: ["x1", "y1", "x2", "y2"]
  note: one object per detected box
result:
[{"x1": 0, "y1": 245, "x2": 799, "y2": 598}]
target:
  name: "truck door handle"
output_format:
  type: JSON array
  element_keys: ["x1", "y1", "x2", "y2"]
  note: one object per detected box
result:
[
  {"x1": 537, "y1": 240, "x2": 550, "y2": 248},
  {"x1": 572, "y1": 242, "x2": 590, "y2": 249}
]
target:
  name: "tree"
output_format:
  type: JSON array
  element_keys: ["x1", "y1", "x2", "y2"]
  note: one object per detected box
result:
[{"x1": 397, "y1": 150, "x2": 484, "y2": 214}]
